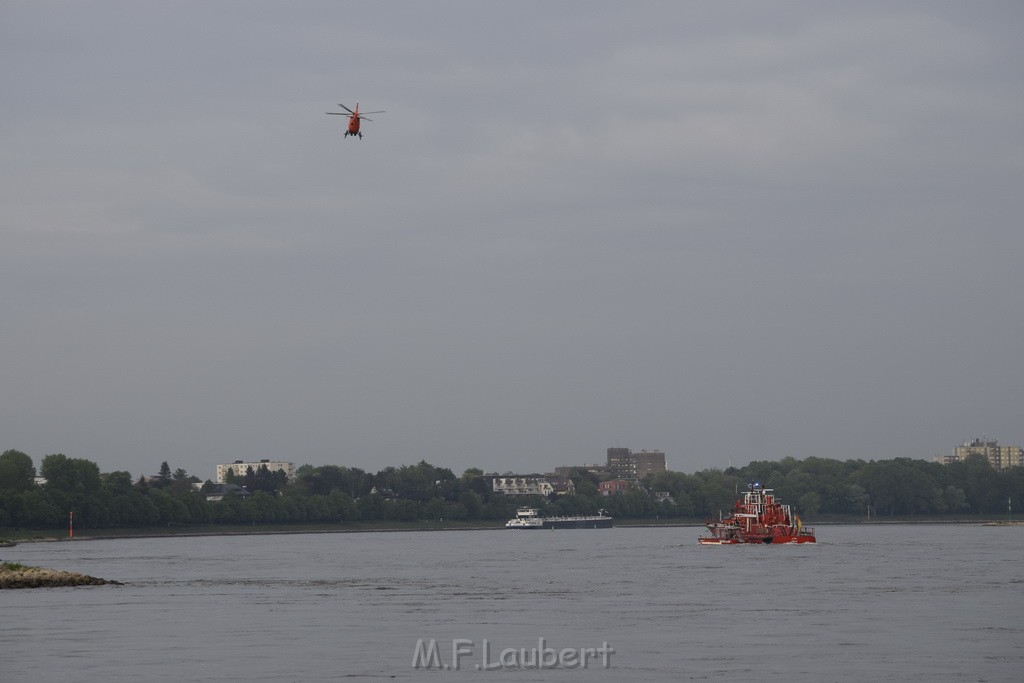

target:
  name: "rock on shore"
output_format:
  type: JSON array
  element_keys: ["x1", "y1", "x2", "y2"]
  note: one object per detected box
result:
[{"x1": 0, "y1": 563, "x2": 121, "y2": 589}]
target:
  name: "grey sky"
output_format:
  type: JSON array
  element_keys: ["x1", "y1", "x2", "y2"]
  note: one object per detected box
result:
[{"x1": 2, "y1": 1, "x2": 1022, "y2": 480}]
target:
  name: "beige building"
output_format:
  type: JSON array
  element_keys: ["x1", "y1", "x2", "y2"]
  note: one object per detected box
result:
[
  {"x1": 490, "y1": 475, "x2": 555, "y2": 496},
  {"x1": 936, "y1": 439, "x2": 1023, "y2": 470},
  {"x1": 216, "y1": 459, "x2": 295, "y2": 483}
]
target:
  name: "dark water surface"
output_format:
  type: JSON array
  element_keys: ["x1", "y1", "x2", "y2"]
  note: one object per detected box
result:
[{"x1": 2, "y1": 524, "x2": 1021, "y2": 681}]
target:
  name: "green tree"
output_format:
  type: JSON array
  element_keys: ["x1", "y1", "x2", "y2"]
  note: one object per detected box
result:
[
  {"x1": 693, "y1": 469, "x2": 738, "y2": 517},
  {"x1": 40, "y1": 454, "x2": 101, "y2": 495},
  {"x1": 17, "y1": 489, "x2": 64, "y2": 527},
  {"x1": 326, "y1": 490, "x2": 358, "y2": 522},
  {"x1": 858, "y1": 461, "x2": 901, "y2": 515},
  {"x1": 445, "y1": 502, "x2": 469, "y2": 521},
  {"x1": 298, "y1": 494, "x2": 330, "y2": 522},
  {"x1": 0, "y1": 450, "x2": 36, "y2": 492},
  {"x1": 424, "y1": 497, "x2": 445, "y2": 521},
  {"x1": 103, "y1": 471, "x2": 135, "y2": 494},
  {"x1": 957, "y1": 457, "x2": 1000, "y2": 513},
  {"x1": 461, "y1": 474, "x2": 493, "y2": 501},
  {"x1": 458, "y1": 490, "x2": 482, "y2": 519},
  {"x1": 378, "y1": 461, "x2": 455, "y2": 503},
  {"x1": 357, "y1": 493, "x2": 385, "y2": 521},
  {"x1": 158, "y1": 461, "x2": 172, "y2": 487},
  {"x1": 798, "y1": 491, "x2": 821, "y2": 518},
  {"x1": 844, "y1": 484, "x2": 870, "y2": 515}
]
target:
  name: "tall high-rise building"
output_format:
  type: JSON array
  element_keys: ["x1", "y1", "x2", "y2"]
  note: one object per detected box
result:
[
  {"x1": 632, "y1": 450, "x2": 667, "y2": 479},
  {"x1": 935, "y1": 439, "x2": 1023, "y2": 470},
  {"x1": 606, "y1": 448, "x2": 633, "y2": 477},
  {"x1": 606, "y1": 447, "x2": 667, "y2": 479}
]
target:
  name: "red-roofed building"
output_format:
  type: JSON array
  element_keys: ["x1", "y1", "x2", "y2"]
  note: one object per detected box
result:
[{"x1": 598, "y1": 479, "x2": 632, "y2": 496}]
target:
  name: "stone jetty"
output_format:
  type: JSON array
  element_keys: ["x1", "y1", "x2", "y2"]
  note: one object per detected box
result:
[{"x1": 0, "y1": 562, "x2": 121, "y2": 589}]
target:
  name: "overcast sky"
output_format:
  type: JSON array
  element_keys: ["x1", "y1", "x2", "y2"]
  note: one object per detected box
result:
[{"x1": 2, "y1": 1, "x2": 1022, "y2": 480}]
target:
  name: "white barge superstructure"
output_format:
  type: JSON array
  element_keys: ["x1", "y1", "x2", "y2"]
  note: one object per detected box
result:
[{"x1": 505, "y1": 507, "x2": 613, "y2": 529}]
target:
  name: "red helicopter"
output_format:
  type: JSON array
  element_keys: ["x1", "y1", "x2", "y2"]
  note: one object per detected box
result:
[{"x1": 326, "y1": 102, "x2": 384, "y2": 139}]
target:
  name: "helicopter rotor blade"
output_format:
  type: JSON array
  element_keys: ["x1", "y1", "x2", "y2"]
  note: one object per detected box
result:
[
  {"x1": 359, "y1": 110, "x2": 385, "y2": 115},
  {"x1": 336, "y1": 104, "x2": 356, "y2": 114},
  {"x1": 325, "y1": 112, "x2": 347, "y2": 115}
]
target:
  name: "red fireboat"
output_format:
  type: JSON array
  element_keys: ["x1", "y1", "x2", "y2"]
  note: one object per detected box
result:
[{"x1": 699, "y1": 483, "x2": 816, "y2": 545}]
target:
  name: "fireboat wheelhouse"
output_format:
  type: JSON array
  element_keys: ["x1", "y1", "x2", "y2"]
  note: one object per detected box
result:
[{"x1": 699, "y1": 483, "x2": 816, "y2": 544}]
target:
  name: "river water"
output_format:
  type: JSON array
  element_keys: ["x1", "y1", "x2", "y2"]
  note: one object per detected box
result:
[{"x1": 1, "y1": 524, "x2": 1021, "y2": 682}]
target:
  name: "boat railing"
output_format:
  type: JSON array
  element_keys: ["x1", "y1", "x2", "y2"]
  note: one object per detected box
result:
[{"x1": 542, "y1": 513, "x2": 611, "y2": 522}]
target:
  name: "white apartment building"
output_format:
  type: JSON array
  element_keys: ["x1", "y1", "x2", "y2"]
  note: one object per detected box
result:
[
  {"x1": 491, "y1": 475, "x2": 555, "y2": 496},
  {"x1": 215, "y1": 459, "x2": 295, "y2": 483}
]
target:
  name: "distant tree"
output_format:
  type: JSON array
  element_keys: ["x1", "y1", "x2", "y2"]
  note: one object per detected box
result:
[
  {"x1": 307, "y1": 465, "x2": 370, "y2": 497},
  {"x1": 435, "y1": 477, "x2": 461, "y2": 502},
  {"x1": 552, "y1": 494, "x2": 600, "y2": 516},
  {"x1": 357, "y1": 493, "x2": 385, "y2": 521},
  {"x1": 458, "y1": 490, "x2": 482, "y2": 519},
  {"x1": 857, "y1": 461, "x2": 901, "y2": 515},
  {"x1": 157, "y1": 461, "x2": 172, "y2": 488},
  {"x1": 797, "y1": 491, "x2": 821, "y2": 518},
  {"x1": 480, "y1": 497, "x2": 518, "y2": 521},
  {"x1": 693, "y1": 469, "x2": 738, "y2": 517},
  {"x1": 386, "y1": 498, "x2": 420, "y2": 522},
  {"x1": 245, "y1": 464, "x2": 288, "y2": 494},
  {"x1": 148, "y1": 488, "x2": 189, "y2": 525},
  {"x1": 461, "y1": 468, "x2": 484, "y2": 482},
  {"x1": 424, "y1": 497, "x2": 445, "y2": 521},
  {"x1": 672, "y1": 490, "x2": 695, "y2": 517},
  {"x1": 172, "y1": 468, "x2": 189, "y2": 481},
  {"x1": 957, "y1": 454, "x2": 1002, "y2": 514},
  {"x1": 40, "y1": 454, "x2": 101, "y2": 495},
  {"x1": 324, "y1": 490, "x2": 358, "y2": 522},
  {"x1": 0, "y1": 450, "x2": 36, "y2": 492},
  {"x1": 462, "y1": 474, "x2": 492, "y2": 501},
  {"x1": 566, "y1": 471, "x2": 600, "y2": 499},
  {"x1": 17, "y1": 489, "x2": 64, "y2": 527},
  {"x1": 844, "y1": 484, "x2": 870, "y2": 515},
  {"x1": 379, "y1": 461, "x2": 455, "y2": 503},
  {"x1": 241, "y1": 466, "x2": 256, "y2": 491},
  {"x1": 103, "y1": 471, "x2": 135, "y2": 494},
  {"x1": 445, "y1": 502, "x2": 469, "y2": 521},
  {"x1": 604, "y1": 489, "x2": 657, "y2": 518}
]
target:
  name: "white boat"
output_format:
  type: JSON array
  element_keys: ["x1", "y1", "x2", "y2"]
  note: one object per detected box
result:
[{"x1": 505, "y1": 507, "x2": 613, "y2": 529}]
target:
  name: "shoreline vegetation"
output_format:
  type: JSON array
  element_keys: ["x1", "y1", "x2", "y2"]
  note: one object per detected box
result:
[
  {"x1": 3, "y1": 450, "x2": 1022, "y2": 542},
  {"x1": 0, "y1": 561, "x2": 121, "y2": 589}
]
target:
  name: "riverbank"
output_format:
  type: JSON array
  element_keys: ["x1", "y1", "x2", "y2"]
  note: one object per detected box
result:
[
  {"x1": 0, "y1": 562, "x2": 121, "y2": 589},
  {"x1": 1, "y1": 520, "x2": 508, "y2": 543},
  {"x1": 2, "y1": 515, "x2": 1014, "y2": 545},
  {"x1": 1, "y1": 518, "x2": 704, "y2": 543}
]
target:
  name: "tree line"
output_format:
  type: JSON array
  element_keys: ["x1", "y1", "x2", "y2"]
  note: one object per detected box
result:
[{"x1": 1, "y1": 449, "x2": 1021, "y2": 531}]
